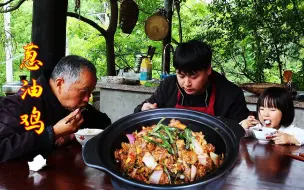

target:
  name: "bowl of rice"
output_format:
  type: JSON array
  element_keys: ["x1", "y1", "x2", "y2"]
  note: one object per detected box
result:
[
  {"x1": 75, "y1": 128, "x2": 103, "y2": 146},
  {"x1": 252, "y1": 127, "x2": 277, "y2": 144}
]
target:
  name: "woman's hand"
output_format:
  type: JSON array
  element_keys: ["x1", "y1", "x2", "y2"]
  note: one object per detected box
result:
[
  {"x1": 141, "y1": 102, "x2": 157, "y2": 111},
  {"x1": 272, "y1": 131, "x2": 299, "y2": 145},
  {"x1": 240, "y1": 116, "x2": 260, "y2": 129}
]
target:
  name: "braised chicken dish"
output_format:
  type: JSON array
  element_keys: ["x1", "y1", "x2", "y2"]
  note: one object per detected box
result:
[{"x1": 114, "y1": 118, "x2": 224, "y2": 184}]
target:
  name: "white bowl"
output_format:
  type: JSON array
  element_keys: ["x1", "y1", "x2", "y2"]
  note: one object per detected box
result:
[
  {"x1": 74, "y1": 128, "x2": 103, "y2": 146},
  {"x1": 252, "y1": 127, "x2": 277, "y2": 144}
]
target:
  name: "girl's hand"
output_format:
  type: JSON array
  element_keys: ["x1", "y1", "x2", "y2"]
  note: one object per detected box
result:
[
  {"x1": 240, "y1": 116, "x2": 260, "y2": 129},
  {"x1": 272, "y1": 131, "x2": 299, "y2": 145}
]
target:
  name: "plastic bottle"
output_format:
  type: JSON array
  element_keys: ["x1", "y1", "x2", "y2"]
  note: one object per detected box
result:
[
  {"x1": 134, "y1": 54, "x2": 143, "y2": 73},
  {"x1": 139, "y1": 56, "x2": 152, "y2": 85},
  {"x1": 89, "y1": 94, "x2": 93, "y2": 105}
]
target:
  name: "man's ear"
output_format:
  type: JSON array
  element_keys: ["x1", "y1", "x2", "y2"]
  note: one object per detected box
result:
[
  {"x1": 55, "y1": 78, "x2": 65, "y2": 93},
  {"x1": 207, "y1": 66, "x2": 212, "y2": 75}
]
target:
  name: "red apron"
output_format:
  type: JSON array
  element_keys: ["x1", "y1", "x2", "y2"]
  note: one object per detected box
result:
[{"x1": 175, "y1": 83, "x2": 216, "y2": 116}]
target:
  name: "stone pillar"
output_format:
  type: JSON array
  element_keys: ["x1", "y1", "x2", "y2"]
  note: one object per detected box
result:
[{"x1": 4, "y1": 3, "x2": 13, "y2": 82}]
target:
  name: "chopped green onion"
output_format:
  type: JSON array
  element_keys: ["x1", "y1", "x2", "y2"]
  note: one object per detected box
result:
[
  {"x1": 153, "y1": 117, "x2": 166, "y2": 132},
  {"x1": 143, "y1": 136, "x2": 174, "y2": 154},
  {"x1": 184, "y1": 128, "x2": 192, "y2": 150},
  {"x1": 166, "y1": 127, "x2": 178, "y2": 131},
  {"x1": 163, "y1": 128, "x2": 174, "y2": 144},
  {"x1": 163, "y1": 164, "x2": 171, "y2": 184}
]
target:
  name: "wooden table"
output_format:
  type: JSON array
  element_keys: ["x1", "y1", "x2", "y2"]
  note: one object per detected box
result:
[{"x1": 1, "y1": 138, "x2": 303, "y2": 190}]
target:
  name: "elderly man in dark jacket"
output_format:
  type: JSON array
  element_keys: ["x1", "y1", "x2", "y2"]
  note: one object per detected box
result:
[{"x1": 0, "y1": 55, "x2": 111, "y2": 163}]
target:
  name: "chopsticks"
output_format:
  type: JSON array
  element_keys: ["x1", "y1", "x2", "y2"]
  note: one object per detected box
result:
[
  {"x1": 65, "y1": 107, "x2": 87, "y2": 124},
  {"x1": 285, "y1": 152, "x2": 304, "y2": 162}
]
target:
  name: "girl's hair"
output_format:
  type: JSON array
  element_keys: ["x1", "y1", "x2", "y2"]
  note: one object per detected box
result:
[
  {"x1": 173, "y1": 40, "x2": 212, "y2": 75},
  {"x1": 257, "y1": 87, "x2": 294, "y2": 126}
]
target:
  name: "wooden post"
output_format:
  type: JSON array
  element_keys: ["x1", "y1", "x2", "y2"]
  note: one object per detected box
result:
[
  {"x1": 30, "y1": 0, "x2": 68, "y2": 79},
  {"x1": 162, "y1": 0, "x2": 173, "y2": 74}
]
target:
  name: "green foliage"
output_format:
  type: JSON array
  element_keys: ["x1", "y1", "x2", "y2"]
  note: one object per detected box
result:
[
  {"x1": 0, "y1": 1, "x2": 32, "y2": 91},
  {"x1": 0, "y1": 14, "x2": 4, "y2": 63},
  {"x1": 114, "y1": 0, "x2": 178, "y2": 77},
  {"x1": 0, "y1": 0, "x2": 304, "y2": 91},
  {"x1": 175, "y1": 1, "x2": 209, "y2": 41},
  {"x1": 200, "y1": 0, "x2": 304, "y2": 88},
  {"x1": 67, "y1": 0, "x2": 165, "y2": 78},
  {"x1": 0, "y1": 63, "x2": 5, "y2": 93}
]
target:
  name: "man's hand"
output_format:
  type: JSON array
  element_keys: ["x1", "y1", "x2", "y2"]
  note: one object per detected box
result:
[
  {"x1": 240, "y1": 116, "x2": 260, "y2": 129},
  {"x1": 53, "y1": 108, "x2": 84, "y2": 138},
  {"x1": 272, "y1": 131, "x2": 299, "y2": 145},
  {"x1": 55, "y1": 134, "x2": 75, "y2": 147},
  {"x1": 141, "y1": 102, "x2": 157, "y2": 111}
]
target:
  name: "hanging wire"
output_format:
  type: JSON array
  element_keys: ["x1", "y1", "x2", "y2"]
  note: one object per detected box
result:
[
  {"x1": 174, "y1": 0, "x2": 182, "y2": 43},
  {"x1": 75, "y1": 0, "x2": 81, "y2": 18}
]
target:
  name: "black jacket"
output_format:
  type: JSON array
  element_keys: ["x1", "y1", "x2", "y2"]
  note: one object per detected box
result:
[
  {"x1": 0, "y1": 72, "x2": 111, "y2": 163},
  {"x1": 134, "y1": 71, "x2": 249, "y2": 122}
]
